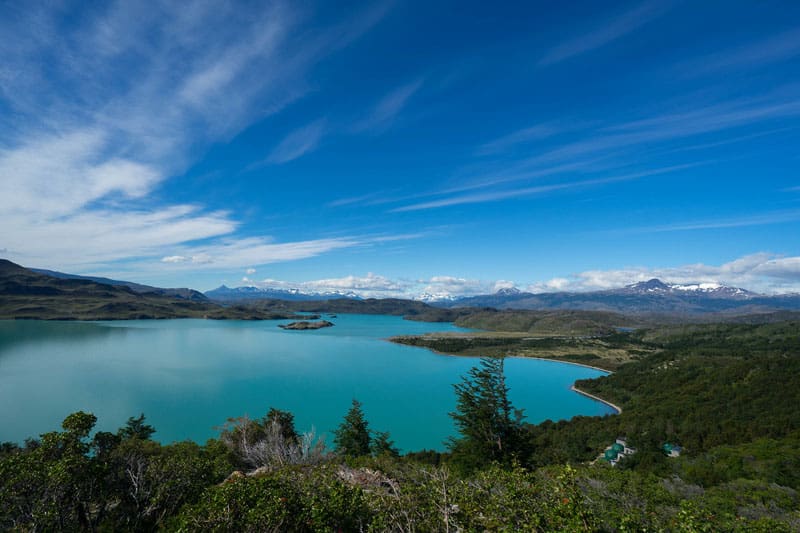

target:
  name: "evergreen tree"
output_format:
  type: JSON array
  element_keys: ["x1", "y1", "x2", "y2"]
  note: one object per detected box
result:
[
  {"x1": 333, "y1": 399, "x2": 371, "y2": 457},
  {"x1": 448, "y1": 357, "x2": 526, "y2": 470},
  {"x1": 264, "y1": 408, "x2": 299, "y2": 445},
  {"x1": 117, "y1": 413, "x2": 155, "y2": 440},
  {"x1": 371, "y1": 430, "x2": 400, "y2": 457}
]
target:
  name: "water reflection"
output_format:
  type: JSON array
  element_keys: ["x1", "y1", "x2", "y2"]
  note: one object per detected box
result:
[{"x1": 0, "y1": 320, "x2": 126, "y2": 358}]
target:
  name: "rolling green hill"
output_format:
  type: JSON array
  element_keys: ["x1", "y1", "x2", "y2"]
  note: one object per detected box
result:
[{"x1": 0, "y1": 259, "x2": 297, "y2": 320}]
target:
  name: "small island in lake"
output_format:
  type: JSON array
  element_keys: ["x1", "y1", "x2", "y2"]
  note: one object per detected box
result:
[{"x1": 279, "y1": 320, "x2": 334, "y2": 330}]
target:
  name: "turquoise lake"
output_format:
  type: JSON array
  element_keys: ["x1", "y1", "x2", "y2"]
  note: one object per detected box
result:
[{"x1": 0, "y1": 316, "x2": 614, "y2": 451}]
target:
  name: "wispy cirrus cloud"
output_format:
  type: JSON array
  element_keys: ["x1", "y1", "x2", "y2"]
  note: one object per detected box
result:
[
  {"x1": 476, "y1": 124, "x2": 563, "y2": 155},
  {"x1": 327, "y1": 191, "x2": 396, "y2": 208},
  {"x1": 265, "y1": 118, "x2": 327, "y2": 164},
  {"x1": 391, "y1": 163, "x2": 703, "y2": 212},
  {"x1": 678, "y1": 26, "x2": 800, "y2": 77},
  {"x1": 260, "y1": 76, "x2": 423, "y2": 165},
  {"x1": 352, "y1": 79, "x2": 424, "y2": 133},
  {"x1": 382, "y1": 84, "x2": 799, "y2": 213},
  {"x1": 0, "y1": 1, "x2": 391, "y2": 274},
  {"x1": 158, "y1": 236, "x2": 362, "y2": 270},
  {"x1": 607, "y1": 94, "x2": 800, "y2": 137},
  {"x1": 606, "y1": 210, "x2": 800, "y2": 234},
  {"x1": 538, "y1": 0, "x2": 672, "y2": 67},
  {"x1": 155, "y1": 231, "x2": 425, "y2": 272}
]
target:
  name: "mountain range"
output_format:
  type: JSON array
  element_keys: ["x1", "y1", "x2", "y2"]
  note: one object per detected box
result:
[
  {"x1": 437, "y1": 279, "x2": 800, "y2": 315},
  {"x1": 205, "y1": 278, "x2": 800, "y2": 316},
  {"x1": 204, "y1": 284, "x2": 362, "y2": 302},
  {"x1": 31, "y1": 268, "x2": 208, "y2": 301},
  {"x1": 5, "y1": 257, "x2": 800, "y2": 318}
]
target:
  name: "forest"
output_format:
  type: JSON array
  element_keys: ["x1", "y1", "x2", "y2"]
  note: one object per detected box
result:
[{"x1": 1, "y1": 321, "x2": 799, "y2": 531}]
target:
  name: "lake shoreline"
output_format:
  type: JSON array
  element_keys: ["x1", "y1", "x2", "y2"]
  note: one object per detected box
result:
[
  {"x1": 570, "y1": 385, "x2": 622, "y2": 414},
  {"x1": 386, "y1": 338, "x2": 621, "y2": 415}
]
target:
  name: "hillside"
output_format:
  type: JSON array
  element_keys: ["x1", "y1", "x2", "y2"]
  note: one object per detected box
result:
[
  {"x1": 0, "y1": 260, "x2": 298, "y2": 320},
  {"x1": 31, "y1": 268, "x2": 208, "y2": 301}
]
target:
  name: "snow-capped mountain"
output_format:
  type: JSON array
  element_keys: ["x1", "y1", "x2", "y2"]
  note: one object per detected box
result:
[
  {"x1": 415, "y1": 292, "x2": 460, "y2": 303},
  {"x1": 205, "y1": 285, "x2": 362, "y2": 302},
  {"x1": 436, "y1": 279, "x2": 800, "y2": 315},
  {"x1": 622, "y1": 279, "x2": 755, "y2": 299},
  {"x1": 495, "y1": 287, "x2": 522, "y2": 296},
  {"x1": 204, "y1": 278, "x2": 800, "y2": 315}
]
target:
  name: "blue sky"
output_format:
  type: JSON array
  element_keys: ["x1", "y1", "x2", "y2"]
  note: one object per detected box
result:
[{"x1": 1, "y1": 0, "x2": 800, "y2": 297}]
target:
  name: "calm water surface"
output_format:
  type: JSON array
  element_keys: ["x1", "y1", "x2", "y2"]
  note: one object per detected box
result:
[{"x1": 0, "y1": 316, "x2": 614, "y2": 451}]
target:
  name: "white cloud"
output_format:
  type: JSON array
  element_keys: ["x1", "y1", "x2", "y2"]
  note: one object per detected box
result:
[
  {"x1": 240, "y1": 273, "x2": 518, "y2": 299},
  {"x1": 247, "y1": 272, "x2": 414, "y2": 298},
  {"x1": 751, "y1": 256, "x2": 800, "y2": 280},
  {"x1": 525, "y1": 253, "x2": 800, "y2": 294},
  {"x1": 0, "y1": 129, "x2": 162, "y2": 217},
  {"x1": 542, "y1": 277, "x2": 571, "y2": 291},
  {"x1": 419, "y1": 276, "x2": 513, "y2": 298},
  {"x1": 211, "y1": 252, "x2": 800, "y2": 299},
  {"x1": 0, "y1": 3, "x2": 390, "y2": 275},
  {"x1": 4, "y1": 205, "x2": 235, "y2": 268},
  {"x1": 156, "y1": 236, "x2": 362, "y2": 270},
  {"x1": 308, "y1": 273, "x2": 407, "y2": 293},
  {"x1": 266, "y1": 119, "x2": 327, "y2": 164},
  {"x1": 492, "y1": 280, "x2": 516, "y2": 291},
  {"x1": 246, "y1": 268, "x2": 256, "y2": 275}
]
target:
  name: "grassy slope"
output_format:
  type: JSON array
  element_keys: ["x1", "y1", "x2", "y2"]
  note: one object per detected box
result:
[{"x1": 391, "y1": 309, "x2": 652, "y2": 370}]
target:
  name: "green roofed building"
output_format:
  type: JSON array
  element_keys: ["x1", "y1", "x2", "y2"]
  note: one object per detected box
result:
[
  {"x1": 598, "y1": 437, "x2": 635, "y2": 466},
  {"x1": 604, "y1": 449, "x2": 619, "y2": 461},
  {"x1": 662, "y1": 443, "x2": 683, "y2": 457}
]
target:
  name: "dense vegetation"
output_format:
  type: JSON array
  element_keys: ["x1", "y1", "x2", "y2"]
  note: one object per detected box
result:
[
  {"x1": 451, "y1": 309, "x2": 638, "y2": 335},
  {"x1": 2, "y1": 321, "x2": 799, "y2": 530}
]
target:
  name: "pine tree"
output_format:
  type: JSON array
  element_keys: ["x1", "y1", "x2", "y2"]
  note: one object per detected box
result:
[
  {"x1": 117, "y1": 413, "x2": 155, "y2": 440},
  {"x1": 448, "y1": 357, "x2": 526, "y2": 470},
  {"x1": 333, "y1": 399, "x2": 372, "y2": 457}
]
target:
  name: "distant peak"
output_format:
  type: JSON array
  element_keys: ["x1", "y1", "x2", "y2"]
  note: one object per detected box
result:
[
  {"x1": 496, "y1": 287, "x2": 522, "y2": 295},
  {"x1": 630, "y1": 278, "x2": 669, "y2": 290}
]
